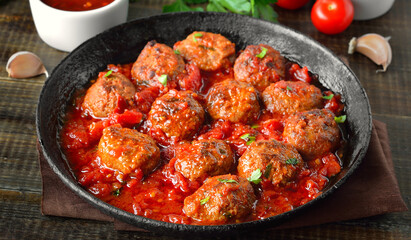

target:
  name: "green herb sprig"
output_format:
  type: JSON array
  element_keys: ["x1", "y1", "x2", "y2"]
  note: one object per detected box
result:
[
  {"x1": 200, "y1": 196, "x2": 210, "y2": 205},
  {"x1": 162, "y1": 0, "x2": 278, "y2": 23},
  {"x1": 334, "y1": 115, "x2": 346, "y2": 123},
  {"x1": 322, "y1": 94, "x2": 334, "y2": 100},
  {"x1": 158, "y1": 74, "x2": 168, "y2": 87},
  {"x1": 247, "y1": 169, "x2": 262, "y2": 184},
  {"x1": 240, "y1": 133, "x2": 256, "y2": 145},
  {"x1": 218, "y1": 178, "x2": 239, "y2": 184}
]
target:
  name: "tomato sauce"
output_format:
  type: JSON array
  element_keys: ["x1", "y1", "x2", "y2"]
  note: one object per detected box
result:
[
  {"x1": 61, "y1": 59, "x2": 345, "y2": 225},
  {"x1": 42, "y1": 0, "x2": 115, "y2": 11}
]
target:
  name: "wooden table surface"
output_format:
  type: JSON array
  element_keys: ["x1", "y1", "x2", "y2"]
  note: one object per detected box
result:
[{"x1": 0, "y1": 0, "x2": 409, "y2": 239}]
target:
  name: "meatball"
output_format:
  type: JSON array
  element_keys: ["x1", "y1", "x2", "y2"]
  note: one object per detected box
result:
[
  {"x1": 183, "y1": 174, "x2": 256, "y2": 224},
  {"x1": 206, "y1": 79, "x2": 260, "y2": 124},
  {"x1": 283, "y1": 109, "x2": 341, "y2": 160},
  {"x1": 147, "y1": 90, "x2": 205, "y2": 142},
  {"x1": 174, "y1": 139, "x2": 235, "y2": 181},
  {"x1": 173, "y1": 31, "x2": 235, "y2": 71},
  {"x1": 82, "y1": 72, "x2": 135, "y2": 118},
  {"x1": 97, "y1": 125, "x2": 160, "y2": 175},
  {"x1": 132, "y1": 40, "x2": 185, "y2": 88},
  {"x1": 237, "y1": 140, "x2": 303, "y2": 186},
  {"x1": 234, "y1": 44, "x2": 286, "y2": 92},
  {"x1": 262, "y1": 80, "x2": 323, "y2": 115}
]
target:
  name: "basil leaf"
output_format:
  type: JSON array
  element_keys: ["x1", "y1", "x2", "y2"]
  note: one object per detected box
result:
[
  {"x1": 200, "y1": 196, "x2": 210, "y2": 205},
  {"x1": 334, "y1": 115, "x2": 346, "y2": 123},
  {"x1": 322, "y1": 94, "x2": 334, "y2": 100},
  {"x1": 218, "y1": 178, "x2": 239, "y2": 184},
  {"x1": 255, "y1": 1, "x2": 278, "y2": 22},
  {"x1": 247, "y1": 169, "x2": 262, "y2": 184},
  {"x1": 206, "y1": 0, "x2": 227, "y2": 12},
  {"x1": 217, "y1": 0, "x2": 251, "y2": 14},
  {"x1": 163, "y1": 0, "x2": 204, "y2": 12},
  {"x1": 184, "y1": 0, "x2": 208, "y2": 3}
]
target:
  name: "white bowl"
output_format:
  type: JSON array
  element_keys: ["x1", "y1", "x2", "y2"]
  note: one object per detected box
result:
[
  {"x1": 29, "y1": 0, "x2": 128, "y2": 52},
  {"x1": 351, "y1": 0, "x2": 395, "y2": 20}
]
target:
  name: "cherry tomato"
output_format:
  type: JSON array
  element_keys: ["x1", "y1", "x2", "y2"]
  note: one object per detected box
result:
[
  {"x1": 311, "y1": 0, "x2": 354, "y2": 35},
  {"x1": 276, "y1": 0, "x2": 310, "y2": 10}
]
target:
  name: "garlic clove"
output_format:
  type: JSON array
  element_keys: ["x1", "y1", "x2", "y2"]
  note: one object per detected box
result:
[
  {"x1": 348, "y1": 33, "x2": 392, "y2": 73},
  {"x1": 6, "y1": 51, "x2": 48, "y2": 78}
]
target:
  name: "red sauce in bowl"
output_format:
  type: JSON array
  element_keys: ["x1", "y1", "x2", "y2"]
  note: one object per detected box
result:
[{"x1": 41, "y1": 0, "x2": 115, "y2": 11}]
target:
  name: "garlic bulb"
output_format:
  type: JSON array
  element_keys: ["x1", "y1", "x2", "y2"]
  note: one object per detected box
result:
[
  {"x1": 348, "y1": 33, "x2": 392, "y2": 73},
  {"x1": 6, "y1": 51, "x2": 48, "y2": 78}
]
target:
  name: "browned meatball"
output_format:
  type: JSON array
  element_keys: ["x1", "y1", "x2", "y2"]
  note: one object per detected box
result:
[
  {"x1": 147, "y1": 90, "x2": 205, "y2": 142},
  {"x1": 174, "y1": 139, "x2": 235, "y2": 181},
  {"x1": 97, "y1": 125, "x2": 160, "y2": 175},
  {"x1": 82, "y1": 72, "x2": 135, "y2": 118},
  {"x1": 237, "y1": 140, "x2": 303, "y2": 187},
  {"x1": 183, "y1": 174, "x2": 256, "y2": 224},
  {"x1": 262, "y1": 80, "x2": 323, "y2": 115},
  {"x1": 206, "y1": 79, "x2": 260, "y2": 124},
  {"x1": 234, "y1": 44, "x2": 286, "y2": 92},
  {"x1": 283, "y1": 109, "x2": 341, "y2": 160},
  {"x1": 173, "y1": 31, "x2": 235, "y2": 71},
  {"x1": 132, "y1": 40, "x2": 185, "y2": 88}
]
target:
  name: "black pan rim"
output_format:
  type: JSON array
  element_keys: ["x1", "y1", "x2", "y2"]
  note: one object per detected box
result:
[{"x1": 36, "y1": 11, "x2": 372, "y2": 236}]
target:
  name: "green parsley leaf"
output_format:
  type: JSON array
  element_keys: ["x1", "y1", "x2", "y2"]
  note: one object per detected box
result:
[
  {"x1": 256, "y1": 47, "x2": 268, "y2": 58},
  {"x1": 218, "y1": 178, "x2": 239, "y2": 184},
  {"x1": 286, "y1": 158, "x2": 299, "y2": 165},
  {"x1": 113, "y1": 188, "x2": 121, "y2": 196},
  {"x1": 246, "y1": 136, "x2": 256, "y2": 145},
  {"x1": 200, "y1": 196, "x2": 210, "y2": 205},
  {"x1": 251, "y1": 124, "x2": 259, "y2": 129},
  {"x1": 264, "y1": 163, "x2": 272, "y2": 178},
  {"x1": 286, "y1": 86, "x2": 293, "y2": 91},
  {"x1": 163, "y1": 0, "x2": 204, "y2": 13},
  {"x1": 334, "y1": 115, "x2": 347, "y2": 123},
  {"x1": 240, "y1": 133, "x2": 250, "y2": 140},
  {"x1": 247, "y1": 169, "x2": 262, "y2": 184},
  {"x1": 240, "y1": 133, "x2": 256, "y2": 145},
  {"x1": 322, "y1": 94, "x2": 334, "y2": 100},
  {"x1": 174, "y1": 49, "x2": 180, "y2": 55},
  {"x1": 158, "y1": 74, "x2": 168, "y2": 87},
  {"x1": 193, "y1": 32, "x2": 203, "y2": 42},
  {"x1": 104, "y1": 70, "x2": 113, "y2": 78}
]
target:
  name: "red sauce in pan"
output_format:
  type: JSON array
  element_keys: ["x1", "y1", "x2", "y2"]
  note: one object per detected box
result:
[
  {"x1": 41, "y1": 0, "x2": 114, "y2": 11},
  {"x1": 60, "y1": 35, "x2": 345, "y2": 225}
]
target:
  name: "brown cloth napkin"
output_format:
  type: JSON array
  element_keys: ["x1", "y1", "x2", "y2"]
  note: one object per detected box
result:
[{"x1": 39, "y1": 120, "x2": 407, "y2": 231}]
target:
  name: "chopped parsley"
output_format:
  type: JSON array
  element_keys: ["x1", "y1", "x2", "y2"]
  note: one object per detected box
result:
[
  {"x1": 240, "y1": 133, "x2": 256, "y2": 145},
  {"x1": 251, "y1": 124, "x2": 259, "y2": 129},
  {"x1": 193, "y1": 33, "x2": 203, "y2": 42},
  {"x1": 112, "y1": 188, "x2": 121, "y2": 197},
  {"x1": 247, "y1": 169, "x2": 262, "y2": 184},
  {"x1": 322, "y1": 94, "x2": 334, "y2": 100},
  {"x1": 218, "y1": 178, "x2": 239, "y2": 184},
  {"x1": 286, "y1": 158, "x2": 299, "y2": 165},
  {"x1": 174, "y1": 49, "x2": 180, "y2": 55},
  {"x1": 158, "y1": 74, "x2": 168, "y2": 87},
  {"x1": 104, "y1": 70, "x2": 113, "y2": 78},
  {"x1": 286, "y1": 86, "x2": 293, "y2": 91},
  {"x1": 264, "y1": 163, "x2": 273, "y2": 178},
  {"x1": 334, "y1": 115, "x2": 347, "y2": 123},
  {"x1": 256, "y1": 47, "x2": 267, "y2": 58},
  {"x1": 200, "y1": 196, "x2": 210, "y2": 205}
]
